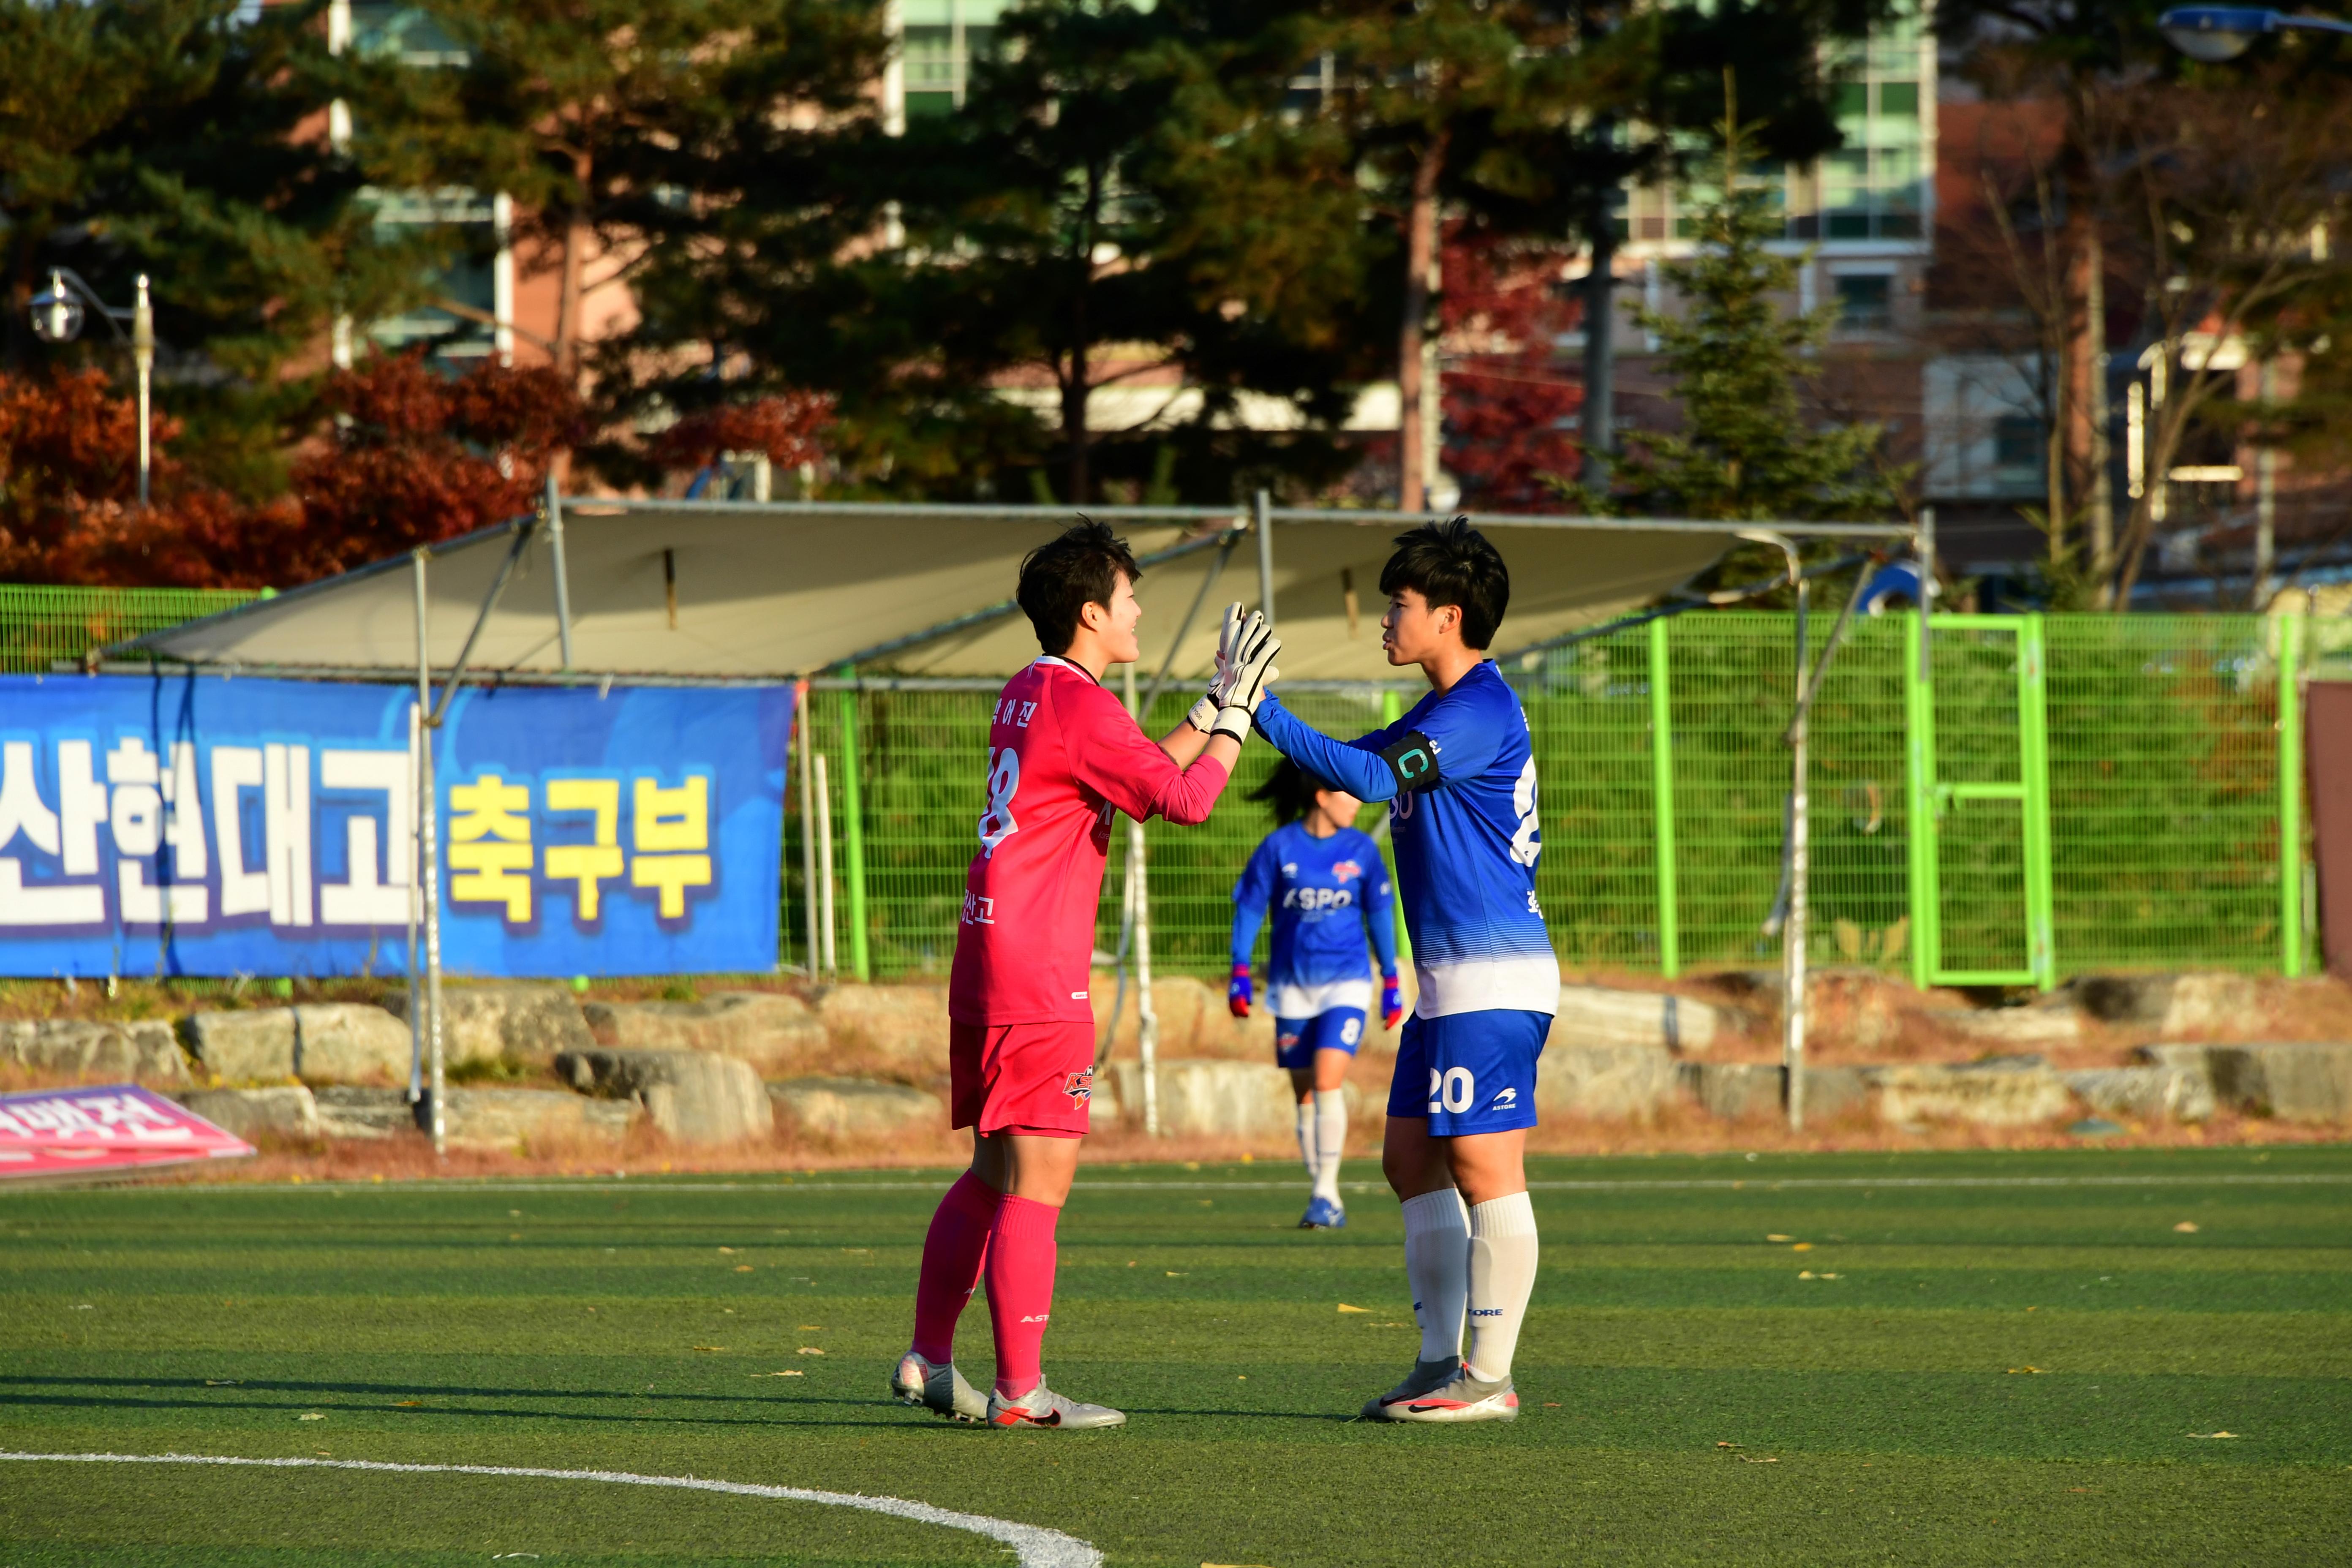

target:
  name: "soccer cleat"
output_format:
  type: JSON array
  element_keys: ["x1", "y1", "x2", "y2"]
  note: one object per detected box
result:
[
  {"x1": 1298, "y1": 1195, "x2": 1348, "y2": 1230},
  {"x1": 1360, "y1": 1354, "x2": 1462, "y2": 1420},
  {"x1": 890, "y1": 1351, "x2": 988, "y2": 1423},
  {"x1": 986, "y1": 1381, "x2": 1128, "y2": 1430},
  {"x1": 1380, "y1": 1368, "x2": 1519, "y2": 1424}
]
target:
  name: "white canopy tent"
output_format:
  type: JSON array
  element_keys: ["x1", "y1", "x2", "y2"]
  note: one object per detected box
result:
[{"x1": 102, "y1": 494, "x2": 1922, "y2": 1145}]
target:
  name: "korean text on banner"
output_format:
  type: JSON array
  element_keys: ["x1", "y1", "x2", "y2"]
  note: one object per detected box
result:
[
  {"x1": 0, "y1": 674, "x2": 790, "y2": 977},
  {"x1": 0, "y1": 1083, "x2": 254, "y2": 1180}
]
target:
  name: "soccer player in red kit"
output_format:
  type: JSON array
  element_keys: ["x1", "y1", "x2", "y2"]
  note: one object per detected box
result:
[{"x1": 891, "y1": 519, "x2": 1281, "y2": 1429}]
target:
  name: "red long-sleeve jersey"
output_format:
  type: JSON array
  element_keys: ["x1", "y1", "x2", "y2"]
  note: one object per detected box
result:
[{"x1": 948, "y1": 656, "x2": 1231, "y2": 1025}]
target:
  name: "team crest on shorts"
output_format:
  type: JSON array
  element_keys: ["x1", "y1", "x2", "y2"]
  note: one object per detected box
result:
[{"x1": 1062, "y1": 1067, "x2": 1094, "y2": 1102}]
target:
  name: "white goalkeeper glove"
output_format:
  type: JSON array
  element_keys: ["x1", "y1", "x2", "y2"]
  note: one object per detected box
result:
[
  {"x1": 1191, "y1": 602, "x2": 1265, "y2": 731},
  {"x1": 1209, "y1": 618, "x2": 1281, "y2": 743}
]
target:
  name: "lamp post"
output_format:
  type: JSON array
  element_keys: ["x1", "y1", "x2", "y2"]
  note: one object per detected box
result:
[
  {"x1": 27, "y1": 268, "x2": 158, "y2": 507},
  {"x1": 2156, "y1": 6, "x2": 2352, "y2": 59}
]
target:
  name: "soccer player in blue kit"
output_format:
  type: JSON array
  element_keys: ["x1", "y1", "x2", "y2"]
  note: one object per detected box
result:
[
  {"x1": 1228, "y1": 760, "x2": 1403, "y2": 1231},
  {"x1": 1246, "y1": 519, "x2": 1552, "y2": 1424}
]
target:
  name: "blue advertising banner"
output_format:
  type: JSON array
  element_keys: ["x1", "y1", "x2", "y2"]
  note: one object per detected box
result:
[{"x1": 0, "y1": 673, "x2": 791, "y2": 978}]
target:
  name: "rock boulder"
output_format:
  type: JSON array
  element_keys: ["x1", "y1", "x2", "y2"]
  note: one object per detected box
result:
[
  {"x1": 1101, "y1": 1058, "x2": 1349, "y2": 1139},
  {"x1": 292, "y1": 1004, "x2": 412, "y2": 1084},
  {"x1": 416, "y1": 1086, "x2": 635, "y2": 1151},
  {"x1": 313, "y1": 1086, "x2": 416, "y2": 1140},
  {"x1": 557, "y1": 1048, "x2": 773, "y2": 1145},
  {"x1": 384, "y1": 983, "x2": 593, "y2": 1065},
  {"x1": 0, "y1": 1018, "x2": 187, "y2": 1084},
  {"x1": 187, "y1": 1009, "x2": 297, "y2": 1083},
  {"x1": 1534, "y1": 1043, "x2": 1679, "y2": 1122},
  {"x1": 583, "y1": 991, "x2": 828, "y2": 1069},
  {"x1": 2064, "y1": 1064, "x2": 2216, "y2": 1123},
  {"x1": 1867, "y1": 1058, "x2": 2074, "y2": 1127},
  {"x1": 768, "y1": 1076, "x2": 944, "y2": 1142},
  {"x1": 2202, "y1": 1042, "x2": 2352, "y2": 1122},
  {"x1": 176, "y1": 1084, "x2": 319, "y2": 1141},
  {"x1": 1552, "y1": 986, "x2": 1720, "y2": 1054},
  {"x1": 2063, "y1": 973, "x2": 2261, "y2": 1038}
]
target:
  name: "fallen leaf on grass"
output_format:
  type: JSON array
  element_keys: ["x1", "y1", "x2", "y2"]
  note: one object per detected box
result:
[
  {"x1": 798, "y1": 1326, "x2": 824, "y2": 1331},
  {"x1": 1791, "y1": 1243, "x2": 1814, "y2": 1252},
  {"x1": 508, "y1": 1233, "x2": 523, "y2": 1241},
  {"x1": 719, "y1": 1247, "x2": 738, "y2": 1254},
  {"x1": 1166, "y1": 1271, "x2": 1187, "y2": 1277},
  {"x1": 204, "y1": 1380, "x2": 240, "y2": 1387},
  {"x1": 842, "y1": 1248, "x2": 872, "y2": 1255},
  {"x1": 2190, "y1": 1431, "x2": 2239, "y2": 1440},
  {"x1": 691, "y1": 1346, "x2": 726, "y2": 1353},
  {"x1": 1716, "y1": 1442, "x2": 1743, "y2": 1449},
  {"x1": 1799, "y1": 1271, "x2": 1815, "y2": 1279},
  {"x1": 2006, "y1": 1367, "x2": 2046, "y2": 1375},
  {"x1": 1765, "y1": 1234, "x2": 1792, "y2": 1243},
  {"x1": 2173, "y1": 1222, "x2": 2199, "y2": 1233},
  {"x1": 1737, "y1": 1455, "x2": 1778, "y2": 1464},
  {"x1": 734, "y1": 1265, "x2": 755, "y2": 1273},
  {"x1": 298, "y1": 1413, "x2": 326, "y2": 1421},
  {"x1": 797, "y1": 1347, "x2": 825, "y2": 1356},
  {"x1": 1337, "y1": 1304, "x2": 1369, "y2": 1314},
  {"x1": 393, "y1": 1400, "x2": 423, "y2": 1408},
  {"x1": 751, "y1": 1371, "x2": 804, "y2": 1378}
]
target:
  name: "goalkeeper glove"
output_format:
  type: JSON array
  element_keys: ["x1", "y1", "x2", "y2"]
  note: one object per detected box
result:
[
  {"x1": 1192, "y1": 602, "x2": 1263, "y2": 731},
  {"x1": 1228, "y1": 963, "x2": 1253, "y2": 1018},
  {"x1": 1209, "y1": 618, "x2": 1282, "y2": 743},
  {"x1": 1380, "y1": 972, "x2": 1404, "y2": 1030}
]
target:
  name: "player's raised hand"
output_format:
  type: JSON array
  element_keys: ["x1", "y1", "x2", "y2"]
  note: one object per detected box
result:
[
  {"x1": 1380, "y1": 972, "x2": 1404, "y2": 1030},
  {"x1": 1228, "y1": 962, "x2": 1253, "y2": 1018},
  {"x1": 1193, "y1": 602, "x2": 1259, "y2": 730},
  {"x1": 1209, "y1": 617, "x2": 1280, "y2": 741}
]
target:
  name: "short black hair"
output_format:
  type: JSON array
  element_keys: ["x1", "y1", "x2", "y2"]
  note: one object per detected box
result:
[
  {"x1": 1378, "y1": 517, "x2": 1509, "y2": 650},
  {"x1": 1247, "y1": 758, "x2": 1337, "y2": 825},
  {"x1": 1016, "y1": 517, "x2": 1141, "y2": 655}
]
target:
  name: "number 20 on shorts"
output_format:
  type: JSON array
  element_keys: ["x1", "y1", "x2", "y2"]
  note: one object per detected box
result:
[{"x1": 1427, "y1": 1066, "x2": 1475, "y2": 1115}]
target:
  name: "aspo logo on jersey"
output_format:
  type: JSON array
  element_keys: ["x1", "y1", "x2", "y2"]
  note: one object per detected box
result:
[
  {"x1": 1282, "y1": 886, "x2": 1354, "y2": 912},
  {"x1": 1062, "y1": 1067, "x2": 1095, "y2": 1103}
]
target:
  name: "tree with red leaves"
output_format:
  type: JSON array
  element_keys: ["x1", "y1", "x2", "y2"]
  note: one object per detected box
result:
[
  {"x1": 644, "y1": 393, "x2": 834, "y2": 487},
  {"x1": 1439, "y1": 234, "x2": 1584, "y2": 512}
]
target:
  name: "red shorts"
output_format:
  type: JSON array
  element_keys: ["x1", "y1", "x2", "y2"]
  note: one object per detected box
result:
[{"x1": 950, "y1": 1019, "x2": 1098, "y2": 1138}]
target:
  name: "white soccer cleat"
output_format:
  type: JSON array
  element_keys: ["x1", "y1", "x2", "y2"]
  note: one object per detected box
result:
[
  {"x1": 986, "y1": 1380, "x2": 1128, "y2": 1430},
  {"x1": 890, "y1": 1351, "x2": 989, "y2": 1423},
  {"x1": 1378, "y1": 1367, "x2": 1519, "y2": 1424},
  {"x1": 1359, "y1": 1354, "x2": 1460, "y2": 1420}
]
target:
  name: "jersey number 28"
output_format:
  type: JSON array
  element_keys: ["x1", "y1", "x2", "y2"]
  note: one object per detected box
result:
[{"x1": 977, "y1": 746, "x2": 1021, "y2": 858}]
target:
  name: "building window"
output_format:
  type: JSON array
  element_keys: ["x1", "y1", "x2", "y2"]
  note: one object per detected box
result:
[
  {"x1": 1993, "y1": 414, "x2": 2043, "y2": 472},
  {"x1": 1833, "y1": 273, "x2": 1892, "y2": 332},
  {"x1": 900, "y1": 0, "x2": 1001, "y2": 112}
]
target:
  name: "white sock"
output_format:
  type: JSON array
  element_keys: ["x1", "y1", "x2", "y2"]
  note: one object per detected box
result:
[
  {"x1": 1464, "y1": 1192, "x2": 1539, "y2": 1383},
  {"x1": 1294, "y1": 1098, "x2": 1316, "y2": 1177},
  {"x1": 1400, "y1": 1189, "x2": 1470, "y2": 1365},
  {"x1": 1312, "y1": 1089, "x2": 1347, "y2": 1204}
]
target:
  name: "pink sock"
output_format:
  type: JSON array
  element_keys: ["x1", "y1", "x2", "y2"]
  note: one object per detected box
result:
[
  {"x1": 910, "y1": 1171, "x2": 1001, "y2": 1364},
  {"x1": 984, "y1": 1194, "x2": 1061, "y2": 1399}
]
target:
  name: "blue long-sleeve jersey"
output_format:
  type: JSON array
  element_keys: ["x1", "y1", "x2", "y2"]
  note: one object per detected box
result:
[
  {"x1": 1230, "y1": 821, "x2": 1396, "y2": 1018},
  {"x1": 1251, "y1": 664, "x2": 1557, "y2": 1020}
]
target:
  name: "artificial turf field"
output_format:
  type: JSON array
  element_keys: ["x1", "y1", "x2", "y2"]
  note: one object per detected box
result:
[{"x1": 3, "y1": 1147, "x2": 2349, "y2": 1568}]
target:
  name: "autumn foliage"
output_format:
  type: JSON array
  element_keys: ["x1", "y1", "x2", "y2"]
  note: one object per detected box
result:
[
  {"x1": 0, "y1": 357, "x2": 831, "y2": 589},
  {"x1": 1439, "y1": 234, "x2": 1584, "y2": 512}
]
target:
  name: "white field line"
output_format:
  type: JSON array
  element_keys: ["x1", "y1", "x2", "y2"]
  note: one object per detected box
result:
[
  {"x1": 0, "y1": 1451, "x2": 1102, "y2": 1568},
  {"x1": 76, "y1": 1171, "x2": 2352, "y2": 1197}
]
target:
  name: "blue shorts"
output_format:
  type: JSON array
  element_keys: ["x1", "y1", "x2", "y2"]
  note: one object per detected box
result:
[
  {"x1": 1275, "y1": 1008, "x2": 1367, "y2": 1071},
  {"x1": 1386, "y1": 1010, "x2": 1549, "y2": 1135}
]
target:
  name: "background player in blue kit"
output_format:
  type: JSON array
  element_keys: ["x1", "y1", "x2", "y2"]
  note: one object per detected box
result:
[
  {"x1": 1228, "y1": 760, "x2": 1402, "y2": 1231},
  {"x1": 1239, "y1": 519, "x2": 1553, "y2": 1426}
]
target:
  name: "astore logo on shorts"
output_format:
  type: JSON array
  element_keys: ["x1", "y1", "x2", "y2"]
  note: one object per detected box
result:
[{"x1": 1063, "y1": 1068, "x2": 1094, "y2": 1102}]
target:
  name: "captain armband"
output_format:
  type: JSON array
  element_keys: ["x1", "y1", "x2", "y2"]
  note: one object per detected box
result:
[{"x1": 1377, "y1": 730, "x2": 1444, "y2": 794}]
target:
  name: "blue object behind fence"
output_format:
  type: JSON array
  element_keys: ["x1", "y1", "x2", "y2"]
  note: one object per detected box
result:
[{"x1": 0, "y1": 673, "x2": 790, "y2": 978}]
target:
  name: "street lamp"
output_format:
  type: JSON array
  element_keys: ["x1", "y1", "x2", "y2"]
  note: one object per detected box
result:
[
  {"x1": 2157, "y1": 6, "x2": 2352, "y2": 60},
  {"x1": 27, "y1": 267, "x2": 157, "y2": 507}
]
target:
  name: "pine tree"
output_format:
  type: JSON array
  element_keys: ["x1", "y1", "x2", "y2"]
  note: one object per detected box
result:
[{"x1": 1600, "y1": 79, "x2": 1906, "y2": 525}]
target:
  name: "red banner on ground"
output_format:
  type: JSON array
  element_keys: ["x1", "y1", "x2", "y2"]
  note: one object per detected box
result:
[{"x1": 0, "y1": 1084, "x2": 253, "y2": 1180}]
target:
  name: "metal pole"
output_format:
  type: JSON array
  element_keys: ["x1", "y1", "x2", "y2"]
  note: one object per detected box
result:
[
  {"x1": 1648, "y1": 616, "x2": 1679, "y2": 977},
  {"x1": 412, "y1": 550, "x2": 446, "y2": 1158},
  {"x1": 404, "y1": 697, "x2": 422, "y2": 1102},
  {"x1": 1124, "y1": 664, "x2": 1160, "y2": 1137},
  {"x1": 1916, "y1": 507, "x2": 1936, "y2": 683},
  {"x1": 814, "y1": 752, "x2": 837, "y2": 977},
  {"x1": 1786, "y1": 576, "x2": 1810, "y2": 1132},
  {"x1": 2280, "y1": 612, "x2": 2306, "y2": 977},
  {"x1": 546, "y1": 471, "x2": 575, "y2": 670},
  {"x1": 836, "y1": 667, "x2": 871, "y2": 981},
  {"x1": 132, "y1": 276, "x2": 153, "y2": 509},
  {"x1": 797, "y1": 678, "x2": 819, "y2": 977},
  {"x1": 1254, "y1": 489, "x2": 1276, "y2": 626}
]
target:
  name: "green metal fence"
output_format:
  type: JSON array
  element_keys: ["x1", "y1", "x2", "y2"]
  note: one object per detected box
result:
[
  {"x1": 789, "y1": 612, "x2": 2321, "y2": 985},
  {"x1": 0, "y1": 584, "x2": 260, "y2": 673}
]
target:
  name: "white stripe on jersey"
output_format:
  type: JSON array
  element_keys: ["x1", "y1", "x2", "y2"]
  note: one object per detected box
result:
[
  {"x1": 1271, "y1": 976, "x2": 1375, "y2": 1019},
  {"x1": 1411, "y1": 955, "x2": 1561, "y2": 1018}
]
